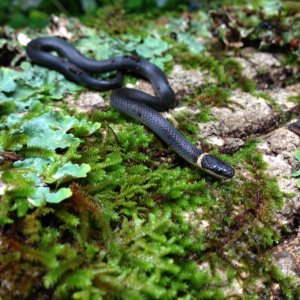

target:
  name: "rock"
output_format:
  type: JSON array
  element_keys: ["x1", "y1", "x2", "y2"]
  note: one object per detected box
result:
[
  {"x1": 197, "y1": 262, "x2": 244, "y2": 296},
  {"x1": 127, "y1": 80, "x2": 154, "y2": 96},
  {"x1": 64, "y1": 91, "x2": 105, "y2": 113},
  {"x1": 268, "y1": 83, "x2": 300, "y2": 112},
  {"x1": 168, "y1": 64, "x2": 215, "y2": 97},
  {"x1": 235, "y1": 49, "x2": 300, "y2": 89},
  {"x1": 199, "y1": 90, "x2": 278, "y2": 152},
  {"x1": 236, "y1": 48, "x2": 282, "y2": 79},
  {"x1": 198, "y1": 84, "x2": 299, "y2": 153},
  {"x1": 217, "y1": 267, "x2": 244, "y2": 296},
  {"x1": 235, "y1": 48, "x2": 281, "y2": 79},
  {"x1": 257, "y1": 126, "x2": 300, "y2": 287},
  {"x1": 272, "y1": 229, "x2": 300, "y2": 285},
  {"x1": 46, "y1": 15, "x2": 74, "y2": 40},
  {"x1": 258, "y1": 126, "x2": 300, "y2": 220},
  {"x1": 211, "y1": 90, "x2": 276, "y2": 138},
  {"x1": 221, "y1": 137, "x2": 245, "y2": 153},
  {"x1": 16, "y1": 33, "x2": 31, "y2": 47},
  {"x1": 130, "y1": 64, "x2": 215, "y2": 100},
  {"x1": 0, "y1": 173, "x2": 6, "y2": 196}
]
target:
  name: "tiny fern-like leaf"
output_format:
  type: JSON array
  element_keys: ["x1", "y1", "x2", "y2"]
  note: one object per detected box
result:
[
  {"x1": 55, "y1": 209, "x2": 80, "y2": 227},
  {"x1": 64, "y1": 269, "x2": 96, "y2": 289}
]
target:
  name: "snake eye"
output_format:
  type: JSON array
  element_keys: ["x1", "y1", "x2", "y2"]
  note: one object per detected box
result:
[{"x1": 197, "y1": 154, "x2": 235, "y2": 179}]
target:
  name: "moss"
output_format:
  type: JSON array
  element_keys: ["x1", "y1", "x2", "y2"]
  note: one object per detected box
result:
[
  {"x1": 2, "y1": 88, "x2": 296, "y2": 297},
  {"x1": 221, "y1": 58, "x2": 257, "y2": 93},
  {"x1": 166, "y1": 98, "x2": 214, "y2": 143},
  {"x1": 81, "y1": 4, "x2": 153, "y2": 36},
  {"x1": 174, "y1": 52, "x2": 257, "y2": 95},
  {"x1": 175, "y1": 52, "x2": 226, "y2": 80},
  {"x1": 288, "y1": 93, "x2": 300, "y2": 105},
  {"x1": 196, "y1": 85, "x2": 231, "y2": 107}
]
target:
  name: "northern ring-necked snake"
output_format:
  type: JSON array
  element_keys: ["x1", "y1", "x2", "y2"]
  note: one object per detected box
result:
[{"x1": 26, "y1": 36, "x2": 235, "y2": 179}]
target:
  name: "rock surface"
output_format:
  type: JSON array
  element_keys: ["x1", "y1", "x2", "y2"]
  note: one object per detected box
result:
[
  {"x1": 64, "y1": 91, "x2": 105, "y2": 113},
  {"x1": 258, "y1": 127, "x2": 300, "y2": 219},
  {"x1": 272, "y1": 229, "x2": 300, "y2": 285},
  {"x1": 129, "y1": 64, "x2": 215, "y2": 99}
]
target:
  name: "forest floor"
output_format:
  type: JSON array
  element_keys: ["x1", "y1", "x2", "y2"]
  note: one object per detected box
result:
[{"x1": 0, "y1": 3, "x2": 300, "y2": 299}]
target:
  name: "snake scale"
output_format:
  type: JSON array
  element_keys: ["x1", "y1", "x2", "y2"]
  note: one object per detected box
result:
[{"x1": 26, "y1": 36, "x2": 234, "y2": 179}]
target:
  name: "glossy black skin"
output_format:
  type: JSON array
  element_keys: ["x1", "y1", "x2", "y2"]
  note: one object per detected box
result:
[
  {"x1": 26, "y1": 36, "x2": 235, "y2": 179},
  {"x1": 201, "y1": 155, "x2": 235, "y2": 179},
  {"x1": 289, "y1": 120, "x2": 300, "y2": 137},
  {"x1": 26, "y1": 37, "x2": 175, "y2": 108}
]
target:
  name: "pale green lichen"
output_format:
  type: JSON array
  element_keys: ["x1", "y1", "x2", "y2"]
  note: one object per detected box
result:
[{"x1": 0, "y1": 65, "x2": 99, "y2": 209}]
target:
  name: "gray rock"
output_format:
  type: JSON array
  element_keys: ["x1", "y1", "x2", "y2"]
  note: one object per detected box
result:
[
  {"x1": 199, "y1": 84, "x2": 299, "y2": 152},
  {"x1": 130, "y1": 64, "x2": 215, "y2": 99},
  {"x1": 236, "y1": 48, "x2": 282, "y2": 80},
  {"x1": 199, "y1": 90, "x2": 278, "y2": 152},
  {"x1": 168, "y1": 64, "x2": 215, "y2": 97},
  {"x1": 258, "y1": 125, "x2": 300, "y2": 226},
  {"x1": 272, "y1": 230, "x2": 300, "y2": 285},
  {"x1": 64, "y1": 91, "x2": 105, "y2": 113}
]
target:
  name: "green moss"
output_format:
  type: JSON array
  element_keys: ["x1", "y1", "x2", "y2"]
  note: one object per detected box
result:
[
  {"x1": 221, "y1": 58, "x2": 257, "y2": 93},
  {"x1": 175, "y1": 52, "x2": 226, "y2": 80},
  {"x1": 81, "y1": 4, "x2": 152, "y2": 36},
  {"x1": 288, "y1": 93, "x2": 300, "y2": 104},
  {"x1": 2, "y1": 87, "x2": 296, "y2": 296},
  {"x1": 174, "y1": 53, "x2": 256, "y2": 94},
  {"x1": 197, "y1": 85, "x2": 231, "y2": 107}
]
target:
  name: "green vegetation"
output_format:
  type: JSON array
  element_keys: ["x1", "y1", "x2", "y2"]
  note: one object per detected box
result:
[
  {"x1": 0, "y1": 0, "x2": 299, "y2": 299},
  {"x1": 0, "y1": 0, "x2": 192, "y2": 28}
]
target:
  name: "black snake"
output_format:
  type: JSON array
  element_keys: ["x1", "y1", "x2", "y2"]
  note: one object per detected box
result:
[{"x1": 26, "y1": 36, "x2": 234, "y2": 179}]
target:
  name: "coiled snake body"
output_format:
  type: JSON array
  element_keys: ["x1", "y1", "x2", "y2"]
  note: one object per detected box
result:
[{"x1": 26, "y1": 37, "x2": 234, "y2": 179}]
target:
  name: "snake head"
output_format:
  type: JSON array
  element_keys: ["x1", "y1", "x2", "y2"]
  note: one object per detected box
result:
[{"x1": 197, "y1": 154, "x2": 235, "y2": 179}]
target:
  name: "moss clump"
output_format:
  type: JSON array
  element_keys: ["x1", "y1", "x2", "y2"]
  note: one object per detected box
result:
[
  {"x1": 196, "y1": 85, "x2": 231, "y2": 107},
  {"x1": 81, "y1": 4, "x2": 153, "y2": 36},
  {"x1": 174, "y1": 53, "x2": 257, "y2": 94},
  {"x1": 288, "y1": 93, "x2": 300, "y2": 105},
  {"x1": 2, "y1": 114, "x2": 296, "y2": 298},
  {"x1": 221, "y1": 58, "x2": 257, "y2": 93}
]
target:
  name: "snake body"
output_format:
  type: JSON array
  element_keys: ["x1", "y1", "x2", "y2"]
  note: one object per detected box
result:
[{"x1": 26, "y1": 37, "x2": 234, "y2": 178}]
